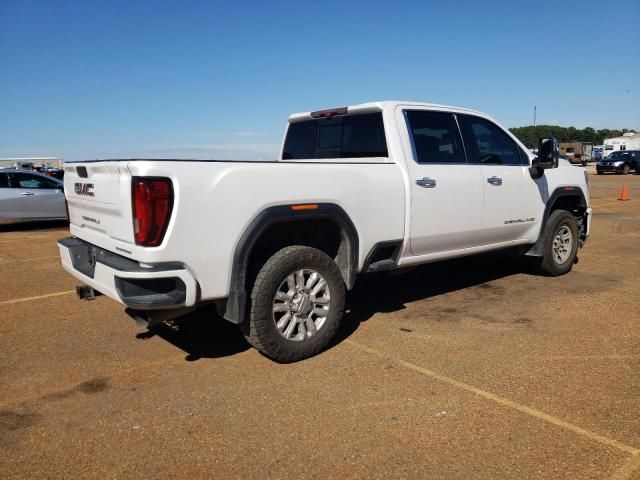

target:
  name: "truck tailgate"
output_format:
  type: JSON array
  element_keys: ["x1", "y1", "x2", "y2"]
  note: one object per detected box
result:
[{"x1": 64, "y1": 162, "x2": 135, "y2": 245}]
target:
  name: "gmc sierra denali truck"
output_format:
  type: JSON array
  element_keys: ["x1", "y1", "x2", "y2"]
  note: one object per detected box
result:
[{"x1": 58, "y1": 101, "x2": 591, "y2": 362}]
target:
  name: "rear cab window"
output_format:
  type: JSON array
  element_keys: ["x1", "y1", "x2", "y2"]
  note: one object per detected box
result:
[{"x1": 282, "y1": 112, "x2": 388, "y2": 160}]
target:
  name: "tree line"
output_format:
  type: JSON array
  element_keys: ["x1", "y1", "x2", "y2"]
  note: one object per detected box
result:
[{"x1": 508, "y1": 125, "x2": 637, "y2": 149}]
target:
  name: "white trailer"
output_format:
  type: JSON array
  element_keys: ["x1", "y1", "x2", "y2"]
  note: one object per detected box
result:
[{"x1": 603, "y1": 133, "x2": 640, "y2": 156}]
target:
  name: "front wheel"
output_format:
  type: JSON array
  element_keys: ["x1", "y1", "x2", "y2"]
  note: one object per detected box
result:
[
  {"x1": 530, "y1": 210, "x2": 579, "y2": 276},
  {"x1": 622, "y1": 164, "x2": 630, "y2": 175},
  {"x1": 244, "y1": 245, "x2": 346, "y2": 362}
]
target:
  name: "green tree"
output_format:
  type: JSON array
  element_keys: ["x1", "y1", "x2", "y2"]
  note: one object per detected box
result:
[{"x1": 508, "y1": 125, "x2": 637, "y2": 149}]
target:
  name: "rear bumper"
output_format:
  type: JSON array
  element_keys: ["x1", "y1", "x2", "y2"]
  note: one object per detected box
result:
[{"x1": 58, "y1": 237, "x2": 198, "y2": 310}]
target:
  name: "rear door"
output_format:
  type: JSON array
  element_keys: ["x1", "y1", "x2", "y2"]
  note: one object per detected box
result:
[
  {"x1": 458, "y1": 115, "x2": 541, "y2": 245},
  {"x1": 10, "y1": 172, "x2": 67, "y2": 219},
  {"x1": 398, "y1": 108, "x2": 484, "y2": 256},
  {"x1": 0, "y1": 171, "x2": 21, "y2": 222}
]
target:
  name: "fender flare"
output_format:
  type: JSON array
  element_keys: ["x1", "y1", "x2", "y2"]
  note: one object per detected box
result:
[
  {"x1": 223, "y1": 203, "x2": 359, "y2": 324},
  {"x1": 525, "y1": 187, "x2": 588, "y2": 257}
]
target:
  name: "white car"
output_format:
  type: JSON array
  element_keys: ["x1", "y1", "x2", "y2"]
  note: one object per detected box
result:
[
  {"x1": 0, "y1": 169, "x2": 67, "y2": 224},
  {"x1": 58, "y1": 101, "x2": 592, "y2": 362}
]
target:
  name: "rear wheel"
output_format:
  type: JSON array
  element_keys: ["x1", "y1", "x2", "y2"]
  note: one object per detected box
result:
[
  {"x1": 244, "y1": 245, "x2": 345, "y2": 362},
  {"x1": 530, "y1": 210, "x2": 579, "y2": 276}
]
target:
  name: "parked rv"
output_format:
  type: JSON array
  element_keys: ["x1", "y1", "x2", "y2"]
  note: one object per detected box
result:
[{"x1": 559, "y1": 142, "x2": 593, "y2": 166}]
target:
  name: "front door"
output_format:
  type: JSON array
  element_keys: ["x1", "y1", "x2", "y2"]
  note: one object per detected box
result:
[
  {"x1": 398, "y1": 108, "x2": 485, "y2": 256},
  {"x1": 457, "y1": 114, "x2": 542, "y2": 244}
]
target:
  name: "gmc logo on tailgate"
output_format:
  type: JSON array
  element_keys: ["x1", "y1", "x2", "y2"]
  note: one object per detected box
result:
[{"x1": 74, "y1": 182, "x2": 95, "y2": 197}]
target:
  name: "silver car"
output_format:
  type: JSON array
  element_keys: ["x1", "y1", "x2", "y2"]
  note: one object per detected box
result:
[{"x1": 0, "y1": 169, "x2": 68, "y2": 223}]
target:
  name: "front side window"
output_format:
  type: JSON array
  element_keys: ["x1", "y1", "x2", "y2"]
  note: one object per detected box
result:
[
  {"x1": 459, "y1": 115, "x2": 522, "y2": 166},
  {"x1": 282, "y1": 112, "x2": 388, "y2": 159},
  {"x1": 404, "y1": 111, "x2": 466, "y2": 164},
  {"x1": 12, "y1": 172, "x2": 60, "y2": 189}
]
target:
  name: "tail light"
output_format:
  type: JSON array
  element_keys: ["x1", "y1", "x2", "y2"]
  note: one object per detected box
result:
[{"x1": 132, "y1": 177, "x2": 173, "y2": 247}]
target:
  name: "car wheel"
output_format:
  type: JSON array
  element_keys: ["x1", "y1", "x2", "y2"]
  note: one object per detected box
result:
[
  {"x1": 244, "y1": 245, "x2": 345, "y2": 362},
  {"x1": 596, "y1": 169, "x2": 603, "y2": 175},
  {"x1": 623, "y1": 164, "x2": 630, "y2": 175},
  {"x1": 530, "y1": 210, "x2": 579, "y2": 277}
]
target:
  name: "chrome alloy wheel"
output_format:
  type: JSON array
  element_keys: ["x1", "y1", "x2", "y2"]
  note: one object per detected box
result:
[
  {"x1": 272, "y1": 269, "x2": 331, "y2": 341},
  {"x1": 552, "y1": 225, "x2": 573, "y2": 264}
]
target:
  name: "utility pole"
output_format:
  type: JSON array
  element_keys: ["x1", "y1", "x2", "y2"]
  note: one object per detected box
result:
[{"x1": 533, "y1": 105, "x2": 536, "y2": 127}]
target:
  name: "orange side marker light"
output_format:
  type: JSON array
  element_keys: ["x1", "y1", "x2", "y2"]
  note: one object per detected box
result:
[{"x1": 291, "y1": 204, "x2": 319, "y2": 211}]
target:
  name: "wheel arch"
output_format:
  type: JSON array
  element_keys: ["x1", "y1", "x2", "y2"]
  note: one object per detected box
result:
[
  {"x1": 525, "y1": 187, "x2": 588, "y2": 257},
  {"x1": 223, "y1": 203, "x2": 359, "y2": 324}
]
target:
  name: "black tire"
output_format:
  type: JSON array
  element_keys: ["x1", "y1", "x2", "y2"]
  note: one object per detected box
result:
[
  {"x1": 530, "y1": 210, "x2": 579, "y2": 277},
  {"x1": 596, "y1": 170, "x2": 603, "y2": 175},
  {"x1": 622, "y1": 164, "x2": 630, "y2": 175},
  {"x1": 244, "y1": 245, "x2": 346, "y2": 363}
]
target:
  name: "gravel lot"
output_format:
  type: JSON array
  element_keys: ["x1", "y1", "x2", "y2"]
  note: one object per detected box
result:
[{"x1": 1, "y1": 172, "x2": 639, "y2": 479}]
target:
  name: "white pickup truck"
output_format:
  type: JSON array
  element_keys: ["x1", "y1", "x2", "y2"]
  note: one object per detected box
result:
[{"x1": 59, "y1": 101, "x2": 591, "y2": 362}]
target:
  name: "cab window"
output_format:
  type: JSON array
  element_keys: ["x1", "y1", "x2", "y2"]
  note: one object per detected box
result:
[
  {"x1": 404, "y1": 111, "x2": 466, "y2": 164},
  {"x1": 282, "y1": 112, "x2": 388, "y2": 159},
  {"x1": 459, "y1": 115, "x2": 522, "y2": 166}
]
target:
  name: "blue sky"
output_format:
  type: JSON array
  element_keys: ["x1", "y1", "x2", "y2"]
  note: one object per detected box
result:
[{"x1": 1, "y1": 0, "x2": 639, "y2": 161}]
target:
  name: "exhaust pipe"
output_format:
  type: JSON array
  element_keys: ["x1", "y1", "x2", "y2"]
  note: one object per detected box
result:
[{"x1": 76, "y1": 285, "x2": 102, "y2": 300}]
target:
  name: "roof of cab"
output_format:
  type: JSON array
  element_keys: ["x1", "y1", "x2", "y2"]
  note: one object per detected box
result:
[{"x1": 288, "y1": 101, "x2": 487, "y2": 122}]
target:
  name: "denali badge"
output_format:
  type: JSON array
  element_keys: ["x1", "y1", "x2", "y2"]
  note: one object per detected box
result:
[
  {"x1": 74, "y1": 182, "x2": 95, "y2": 197},
  {"x1": 504, "y1": 217, "x2": 535, "y2": 225},
  {"x1": 81, "y1": 215, "x2": 100, "y2": 225}
]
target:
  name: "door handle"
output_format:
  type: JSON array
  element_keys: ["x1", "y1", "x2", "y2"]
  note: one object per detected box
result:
[
  {"x1": 487, "y1": 176, "x2": 503, "y2": 186},
  {"x1": 416, "y1": 177, "x2": 436, "y2": 188},
  {"x1": 20, "y1": 192, "x2": 35, "y2": 196}
]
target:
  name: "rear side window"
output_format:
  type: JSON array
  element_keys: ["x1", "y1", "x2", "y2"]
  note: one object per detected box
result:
[
  {"x1": 0, "y1": 173, "x2": 9, "y2": 188},
  {"x1": 12, "y1": 172, "x2": 60, "y2": 189},
  {"x1": 404, "y1": 111, "x2": 466, "y2": 164},
  {"x1": 459, "y1": 115, "x2": 522, "y2": 166},
  {"x1": 282, "y1": 112, "x2": 388, "y2": 159}
]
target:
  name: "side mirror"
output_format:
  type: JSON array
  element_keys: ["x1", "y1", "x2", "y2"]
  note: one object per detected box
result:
[{"x1": 533, "y1": 137, "x2": 559, "y2": 169}]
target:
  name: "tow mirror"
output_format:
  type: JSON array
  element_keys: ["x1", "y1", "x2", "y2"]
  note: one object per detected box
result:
[{"x1": 533, "y1": 137, "x2": 559, "y2": 169}]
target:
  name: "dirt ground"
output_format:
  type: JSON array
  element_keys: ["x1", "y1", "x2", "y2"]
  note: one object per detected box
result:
[{"x1": 1, "y1": 172, "x2": 639, "y2": 479}]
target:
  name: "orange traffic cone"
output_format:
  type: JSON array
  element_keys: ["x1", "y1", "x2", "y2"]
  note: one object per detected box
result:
[{"x1": 618, "y1": 185, "x2": 630, "y2": 201}]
